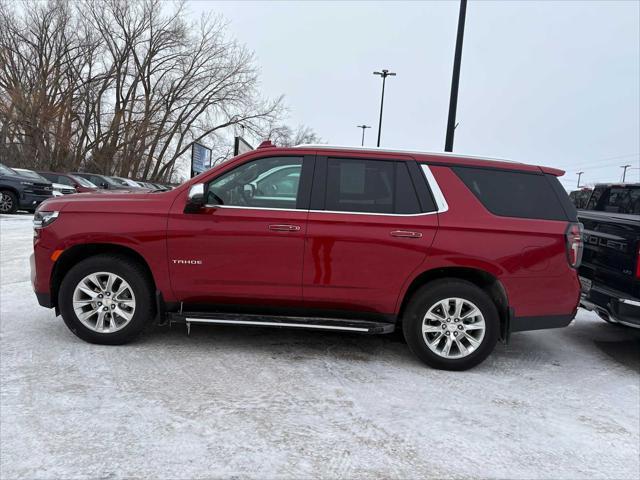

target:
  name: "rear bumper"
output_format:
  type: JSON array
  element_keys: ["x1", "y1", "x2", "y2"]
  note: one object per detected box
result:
[{"x1": 581, "y1": 283, "x2": 640, "y2": 328}]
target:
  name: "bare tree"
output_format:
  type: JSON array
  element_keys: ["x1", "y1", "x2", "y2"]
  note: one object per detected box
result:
[
  {"x1": 0, "y1": 0, "x2": 99, "y2": 171},
  {"x1": 267, "y1": 124, "x2": 322, "y2": 147},
  {"x1": 0, "y1": 0, "x2": 285, "y2": 182}
]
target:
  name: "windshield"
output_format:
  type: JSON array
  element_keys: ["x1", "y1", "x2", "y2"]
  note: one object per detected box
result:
[
  {"x1": 98, "y1": 175, "x2": 121, "y2": 187},
  {"x1": 0, "y1": 164, "x2": 17, "y2": 176},
  {"x1": 110, "y1": 176, "x2": 128, "y2": 186},
  {"x1": 15, "y1": 169, "x2": 49, "y2": 182},
  {"x1": 69, "y1": 175, "x2": 97, "y2": 188}
]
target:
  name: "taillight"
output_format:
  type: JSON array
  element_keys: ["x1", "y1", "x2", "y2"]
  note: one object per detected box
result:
[
  {"x1": 636, "y1": 244, "x2": 640, "y2": 279},
  {"x1": 565, "y1": 222, "x2": 583, "y2": 268}
]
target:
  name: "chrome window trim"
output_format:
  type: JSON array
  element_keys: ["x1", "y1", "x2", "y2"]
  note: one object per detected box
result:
[
  {"x1": 205, "y1": 205, "x2": 441, "y2": 217},
  {"x1": 309, "y1": 209, "x2": 437, "y2": 217},
  {"x1": 421, "y1": 164, "x2": 449, "y2": 213},
  {"x1": 205, "y1": 204, "x2": 301, "y2": 212},
  {"x1": 207, "y1": 204, "x2": 436, "y2": 216},
  {"x1": 202, "y1": 164, "x2": 449, "y2": 217}
]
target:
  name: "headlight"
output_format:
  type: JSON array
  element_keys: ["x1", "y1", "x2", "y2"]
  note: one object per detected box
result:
[
  {"x1": 21, "y1": 181, "x2": 34, "y2": 186},
  {"x1": 33, "y1": 211, "x2": 59, "y2": 228}
]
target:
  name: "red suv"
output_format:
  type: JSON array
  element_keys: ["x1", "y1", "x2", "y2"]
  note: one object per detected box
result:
[{"x1": 31, "y1": 144, "x2": 582, "y2": 370}]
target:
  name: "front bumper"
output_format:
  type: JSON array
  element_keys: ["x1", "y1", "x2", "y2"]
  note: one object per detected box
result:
[
  {"x1": 35, "y1": 291, "x2": 53, "y2": 308},
  {"x1": 580, "y1": 281, "x2": 640, "y2": 328},
  {"x1": 30, "y1": 251, "x2": 54, "y2": 308},
  {"x1": 19, "y1": 192, "x2": 52, "y2": 211}
]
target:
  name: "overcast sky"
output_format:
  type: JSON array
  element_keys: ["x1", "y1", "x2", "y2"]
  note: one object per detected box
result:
[{"x1": 191, "y1": 0, "x2": 640, "y2": 189}]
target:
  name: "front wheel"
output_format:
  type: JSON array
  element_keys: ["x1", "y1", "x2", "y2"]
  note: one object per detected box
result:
[
  {"x1": 402, "y1": 279, "x2": 499, "y2": 371},
  {"x1": 58, "y1": 254, "x2": 154, "y2": 344}
]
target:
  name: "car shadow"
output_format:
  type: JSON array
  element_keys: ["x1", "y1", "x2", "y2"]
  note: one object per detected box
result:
[
  {"x1": 39, "y1": 308, "x2": 639, "y2": 372},
  {"x1": 139, "y1": 314, "x2": 640, "y2": 371},
  {"x1": 591, "y1": 325, "x2": 640, "y2": 373}
]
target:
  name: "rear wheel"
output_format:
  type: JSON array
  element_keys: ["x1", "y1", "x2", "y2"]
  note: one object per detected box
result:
[
  {"x1": 58, "y1": 254, "x2": 154, "y2": 344},
  {"x1": 402, "y1": 279, "x2": 499, "y2": 371},
  {"x1": 0, "y1": 190, "x2": 18, "y2": 214}
]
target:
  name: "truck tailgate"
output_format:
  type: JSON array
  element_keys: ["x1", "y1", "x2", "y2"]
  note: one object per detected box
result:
[{"x1": 579, "y1": 210, "x2": 640, "y2": 297}]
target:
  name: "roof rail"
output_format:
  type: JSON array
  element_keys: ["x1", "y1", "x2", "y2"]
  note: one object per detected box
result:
[{"x1": 293, "y1": 144, "x2": 520, "y2": 164}]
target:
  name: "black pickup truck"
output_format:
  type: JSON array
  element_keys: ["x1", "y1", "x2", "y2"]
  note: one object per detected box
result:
[{"x1": 578, "y1": 183, "x2": 640, "y2": 327}]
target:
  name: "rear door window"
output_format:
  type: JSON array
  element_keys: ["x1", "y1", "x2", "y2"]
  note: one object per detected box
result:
[
  {"x1": 323, "y1": 158, "x2": 423, "y2": 214},
  {"x1": 452, "y1": 166, "x2": 569, "y2": 221}
]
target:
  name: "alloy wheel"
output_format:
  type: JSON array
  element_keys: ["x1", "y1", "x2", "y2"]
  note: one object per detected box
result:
[
  {"x1": 422, "y1": 297, "x2": 486, "y2": 359},
  {"x1": 72, "y1": 272, "x2": 136, "y2": 333},
  {"x1": 0, "y1": 193, "x2": 13, "y2": 213}
]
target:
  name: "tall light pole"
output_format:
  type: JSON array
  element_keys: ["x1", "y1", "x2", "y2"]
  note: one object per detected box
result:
[
  {"x1": 621, "y1": 164, "x2": 632, "y2": 182},
  {"x1": 356, "y1": 125, "x2": 371, "y2": 146},
  {"x1": 445, "y1": 0, "x2": 468, "y2": 152},
  {"x1": 576, "y1": 171, "x2": 584, "y2": 188},
  {"x1": 373, "y1": 69, "x2": 396, "y2": 147}
]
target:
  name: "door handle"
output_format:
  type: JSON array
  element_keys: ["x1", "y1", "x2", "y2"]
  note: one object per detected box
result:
[
  {"x1": 390, "y1": 230, "x2": 422, "y2": 238},
  {"x1": 268, "y1": 224, "x2": 301, "y2": 232}
]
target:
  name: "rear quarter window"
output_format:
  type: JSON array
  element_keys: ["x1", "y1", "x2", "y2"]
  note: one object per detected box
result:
[
  {"x1": 587, "y1": 186, "x2": 640, "y2": 215},
  {"x1": 452, "y1": 166, "x2": 570, "y2": 221}
]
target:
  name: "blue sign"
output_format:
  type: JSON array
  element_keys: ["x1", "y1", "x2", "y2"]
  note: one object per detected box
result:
[{"x1": 191, "y1": 143, "x2": 212, "y2": 177}]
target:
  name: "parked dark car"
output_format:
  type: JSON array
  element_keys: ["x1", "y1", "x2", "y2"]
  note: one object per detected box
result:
[
  {"x1": 71, "y1": 173, "x2": 130, "y2": 191},
  {"x1": 578, "y1": 183, "x2": 640, "y2": 327},
  {"x1": 14, "y1": 168, "x2": 76, "y2": 196},
  {"x1": 39, "y1": 172, "x2": 99, "y2": 194},
  {"x1": 31, "y1": 143, "x2": 582, "y2": 370},
  {"x1": 0, "y1": 163, "x2": 53, "y2": 214}
]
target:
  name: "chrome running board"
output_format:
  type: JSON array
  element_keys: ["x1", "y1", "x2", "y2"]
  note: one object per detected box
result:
[{"x1": 167, "y1": 312, "x2": 395, "y2": 335}]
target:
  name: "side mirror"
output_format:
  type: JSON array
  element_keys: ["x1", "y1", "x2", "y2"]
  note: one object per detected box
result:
[
  {"x1": 100, "y1": 182, "x2": 109, "y2": 189},
  {"x1": 184, "y1": 183, "x2": 205, "y2": 213}
]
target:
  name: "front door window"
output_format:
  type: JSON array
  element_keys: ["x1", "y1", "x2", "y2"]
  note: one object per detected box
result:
[{"x1": 207, "y1": 157, "x2": 303, "y2": 209}]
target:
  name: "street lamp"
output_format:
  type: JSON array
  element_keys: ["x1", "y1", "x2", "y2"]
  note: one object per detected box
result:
[
  {"x1": 373, "y1": 69, "x2": 396, "y2": 147},
  {"x1": 621, "y1": 164, "x2": 632, "y2": 182},
  {"x1": 445, "y1": 0, "x2": 468, "y2": 152},
  {"x1": 356, "y1": 125, "x2": 371, "y2": 146}
]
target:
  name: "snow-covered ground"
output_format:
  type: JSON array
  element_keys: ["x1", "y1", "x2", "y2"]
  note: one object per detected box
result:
[{"x1": 1, "y1": 213, "x2": 638, "y2": 479}]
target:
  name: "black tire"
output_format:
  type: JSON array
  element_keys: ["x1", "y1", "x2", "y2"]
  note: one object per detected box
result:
[
  {"x1": 402, "y1": 279, "x2": 499, "y2": 371},
  {"x1": 58, "y1": 254, "x2": 154, "y2": 345},
  {"x1": 0, "y1": 190, "x2": 18, "y2": 214}
]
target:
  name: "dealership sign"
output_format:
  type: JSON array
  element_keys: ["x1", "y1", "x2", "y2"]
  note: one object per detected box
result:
[{"x1": 191, "y1": 142, "x2": 212, "y2": 177}]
